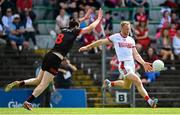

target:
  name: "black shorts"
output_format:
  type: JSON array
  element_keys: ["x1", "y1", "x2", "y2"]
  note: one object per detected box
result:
[{"x1": 42, "y1": 52, "x2": 62, "y2": 75}]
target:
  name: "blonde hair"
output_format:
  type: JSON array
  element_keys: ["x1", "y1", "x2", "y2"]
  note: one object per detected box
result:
[{"x1": 120, "y1": 21, "x2": 130, "y2": 27}]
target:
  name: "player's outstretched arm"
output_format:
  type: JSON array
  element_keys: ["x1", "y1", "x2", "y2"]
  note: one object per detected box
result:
[
  {"x1": 80, "y1": 8, "x2": 103, "y2": 34},
  {"x1": 132, "y1": 47, "x2": 153, "y2": 72},
  {"x1": 79, "y1": 38, "x2": 111, "y2": 52},
  {"x1": 79, "y1": 9, "x2": 92, "y2": 23}
]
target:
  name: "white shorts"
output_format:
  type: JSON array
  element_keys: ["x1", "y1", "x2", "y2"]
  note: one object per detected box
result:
[{"x1": 118, "y1": 60, "x2": 135, "y2": 79}]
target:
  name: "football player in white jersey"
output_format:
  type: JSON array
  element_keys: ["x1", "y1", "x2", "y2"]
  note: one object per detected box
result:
[{"x1": 79, "y1": 21, "x2": 158, "y2": 108}]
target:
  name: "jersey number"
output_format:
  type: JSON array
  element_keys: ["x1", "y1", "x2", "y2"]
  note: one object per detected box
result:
[{"x1": 55, "y1": 34, "x2": 64, "y2": 44}]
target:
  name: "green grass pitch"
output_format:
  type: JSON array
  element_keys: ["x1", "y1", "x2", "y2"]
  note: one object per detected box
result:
[{"x1": 0, "y1": 108, "x2": 180, "y2": 115}]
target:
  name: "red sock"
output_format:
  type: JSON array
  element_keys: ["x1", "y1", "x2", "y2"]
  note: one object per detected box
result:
[
  {"x1": 144, "y1": 95, "x2": 150, "y2": 101},
  {"x1": 27, "y1": 95, "x2": 35, "y2": 103},
  {"x1": 111, "y1": 81, "x2": 115, "y2": 87}
]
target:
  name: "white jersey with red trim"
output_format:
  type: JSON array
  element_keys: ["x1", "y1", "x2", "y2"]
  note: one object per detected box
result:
[{"x1": 107, "y1": 33, "x2": 136, "y2": 61}]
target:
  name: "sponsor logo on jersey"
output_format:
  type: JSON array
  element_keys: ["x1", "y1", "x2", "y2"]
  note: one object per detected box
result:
[{"x1": 118, "y1": 42, "x2": 133, "y2": 48}]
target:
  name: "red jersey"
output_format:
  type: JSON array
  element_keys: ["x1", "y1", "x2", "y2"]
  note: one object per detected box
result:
[
  {"x1": 16, "y1": 0, "x2": 32, "y2": 11},
  {"x1": 169, "y1": 28, "x2": 176, "y2": 41}
]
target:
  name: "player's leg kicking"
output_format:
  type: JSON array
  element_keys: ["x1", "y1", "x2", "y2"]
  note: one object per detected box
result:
[
  {"x1": 5, "y1": 51, "x2": 62, "y2": 110},
  {"x1": 5, "y1": 69, "x2": 44, "y2": 92},
  {"x1": 103, "y1": 73, "x2": 158, "y2": 108},
  {"x1": 23, "y1": 71, "x2": 54, "y2": 110},
  {"x1": 5, "y1": 71, "x2": 57, "y2": 110}
]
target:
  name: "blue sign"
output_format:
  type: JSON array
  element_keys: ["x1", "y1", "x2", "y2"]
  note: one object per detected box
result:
[{"x1": 0, "y1": 88, "x2": 87, "y2": 108}]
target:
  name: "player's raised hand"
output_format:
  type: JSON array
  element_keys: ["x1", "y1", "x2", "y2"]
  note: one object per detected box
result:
[
  {"x1": 143, "y1": 62, "x2": 153, "y2": 72},
  {"x1": 97, "y1": 8, "x2": 103, "y2": 20},
  {"x1": 79, "y1": 46, "x2": 90, "y2": 52}
]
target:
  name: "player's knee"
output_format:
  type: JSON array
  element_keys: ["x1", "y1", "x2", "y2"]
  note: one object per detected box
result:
[
  {"x1": 133, "y1": 78, "x2": 142, "y2": 86},
  {"x1": 35, "y1": 79, "x2": 41, "y2": 85},
  {"x1": 34, "y1": 78, "x2": 41, "y2": 85}
]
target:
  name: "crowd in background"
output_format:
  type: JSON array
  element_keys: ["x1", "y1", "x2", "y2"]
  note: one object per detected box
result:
[{"x1": 0, "y1": 0, "x2": 38, "y2": 51}]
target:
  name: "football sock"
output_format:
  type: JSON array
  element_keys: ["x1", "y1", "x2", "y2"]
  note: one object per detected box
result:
[
  {"x1": 19, "y1": 81, "x2": 25, "y2": 87},
  {"x1": 27, "y1": 95, "x2": 35, "y2": 103},
  {"x1": 144, "y1": 95, "x2": 153, "y2": 106},
  {"x1": 144, "y1": 95, "x2": 150, "y2": 101}
]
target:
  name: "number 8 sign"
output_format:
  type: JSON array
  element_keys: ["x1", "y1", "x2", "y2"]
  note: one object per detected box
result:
[
  {"x1": 116, "y1": 92, "x2": 127, "y2": 103},
  {"x1": 55, "y1": 34, "x2": 64, "y2": 44}
]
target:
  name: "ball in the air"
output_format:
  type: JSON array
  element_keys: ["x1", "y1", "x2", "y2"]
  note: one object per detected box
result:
[{"x1": 153, "y1": 60, "x2": 164, "y2": 71}]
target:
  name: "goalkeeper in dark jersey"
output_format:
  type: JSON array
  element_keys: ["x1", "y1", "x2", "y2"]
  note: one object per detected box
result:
[{"x1": 5, "y1": 8, "x2": 103, "y2": 110}]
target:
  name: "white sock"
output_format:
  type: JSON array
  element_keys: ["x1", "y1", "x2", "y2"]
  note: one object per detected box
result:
[{"x1": 147, "y1": 98, "x2": 153, "y2": 106}]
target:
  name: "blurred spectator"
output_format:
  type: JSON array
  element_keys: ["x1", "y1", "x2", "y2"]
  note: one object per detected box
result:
[
  {"x1": 21, "y1": 8, "x2": 38, "y2": 50},
  {"x1": 57, "y1": 0, "x2": 68, "y2": 9},
  {"x1": 158, "y1": 10, "x2": 171, "y2": 29},
  {"x1": 16, "y1": 0, "x2": 37, "y2": 33},
  {"x1": 0, "y1": 0, "x2": 5, "y2": 9},
  {"x1": 1, "y1": 0, "x2": 17, "y2": 16},
  {"x1": 104, "y1": 11, "x2": 113, "y2": 34},
  {"x1": 104, "y1": 0, "x2": 125, "y2": 8},
  {"x1": 85, "y1": 0, "x2": 101, "y2": 9},
  {"x1": 2, "y1": 8, "x2": 13, "y2": 34},
  {"x1": 43, "y1": 0, "x2": 57, "y2": 19},
  {"x1": 142, "y1": 47, "x2": 160, "y2": 84},
  {"x1": 157, "y1": 28, "x2": 175, "y2": 70},
  {"x1": 79, "y1": 10, "x2": 88, "y2": 29},
  {"x1": 157, "y1": 28, "x2": 174, "y2": 60},
  {"x1": 55, "y1": 9, "x2": 69, "y2": 34},
  {"x1": 169, "y1": 23, "x2": 177, "y2": 41},
  {"x1": 104, "y1": 0, "x2": 126, "y2": 20},
  {"x1": 171, "y1": 12, "x2": 179, "y2": 24},
  {"x1": 88, "y1": 6, "x2": 96, "y2": 24},
  {"x1": 173, "y1": 27, "x2": 180, "y2": 59},
  {"x1": 16, "y1": 0, "x2": 32, "y2": 13},
  {"x1": 8, "y1": 14, "x2": 27, "y2": 50},
  {"x1": 159, "y1": 0, "x2": 177, "y2": 9},
  {"x1": 0, "y1": 22, "x2": 6, "y2": 46},
  {"x1": 75, "y1": 0, "x2": 86, "y2": 11},
  {"x1": 70, "y1": 11, "x2": 79, "y2": 21},
  {"x1": 134, "y1": 6, "x2": 148, "y2": 26},
  {"x1": 83, "y1": 31, "x2": 99, "y2": 54},
  {"x1": 146, "y1": 47, "x2": 159, "y2": 63},
  {"x1": 110, "y1": 55, "x2": 119, "y2": 80},
  {"x1": 66, "y1": 0, "x2": 78, "y2": 15},
  {"x1": 126, "y1": 0, "x2": 149, "y2": 20},
  {"x1": 134, "y1": 19, "x2": 151, "y2": 51}
]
